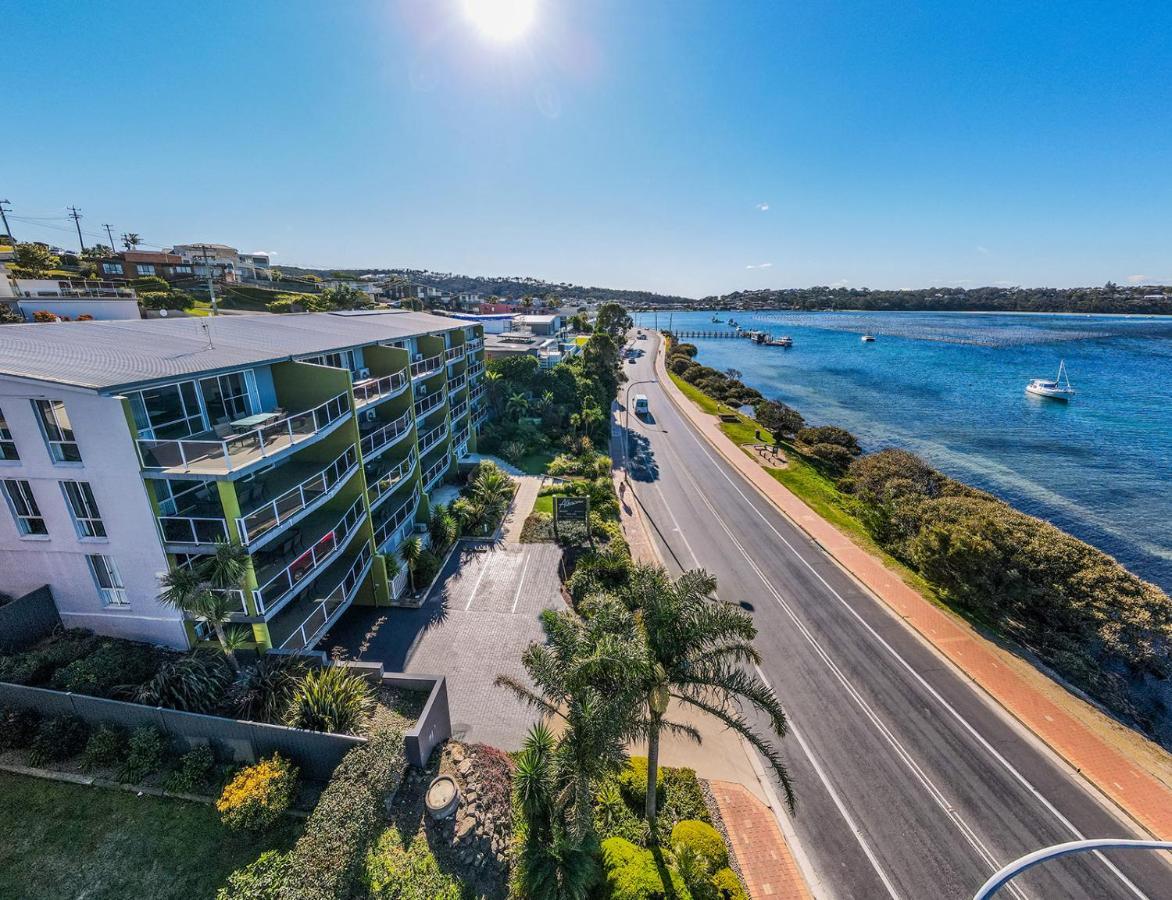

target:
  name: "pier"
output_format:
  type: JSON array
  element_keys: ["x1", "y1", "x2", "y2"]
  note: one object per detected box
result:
[{"x1": 669, "y1": 329, "x2": 751, "y2": 340}]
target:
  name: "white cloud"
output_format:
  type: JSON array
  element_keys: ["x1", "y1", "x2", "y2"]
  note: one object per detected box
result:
[
  {"x1": 251, "y1": 249, "x2": 278, "y2": 257},
  {"x1": 745, "y1": 262, "x2": 773, "y2": 269},
  {"x1": 830, "y1": 279, "x2": 849, "y2": 287},
  {"x1": 755, "y1": 202, "x2": 769, "y2": 212},
  {"x1": 976, "y1": 245, "x2": 989, "y2": 255},
  {"x1": 1126, "y1": 274, "x2": 1150, "y2": 284}
]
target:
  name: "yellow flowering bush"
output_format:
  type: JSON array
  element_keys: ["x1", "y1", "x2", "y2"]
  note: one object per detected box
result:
[{"x1": 216, "y1": 753, "x2": 298, "y2": 831}]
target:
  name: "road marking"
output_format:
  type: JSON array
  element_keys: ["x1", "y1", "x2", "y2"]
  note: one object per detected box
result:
[
  {"x1": 511, "y1": 551, "x2": 531, "y2": 614},
  {"x1": 655, "y1": 357, "x2": 1149, "y2": 899},
  {"x1": 464, "y1": 549, "x2": 494, "y2": 611}
]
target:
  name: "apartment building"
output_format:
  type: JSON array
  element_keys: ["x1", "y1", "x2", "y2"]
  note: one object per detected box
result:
[{"x1": 0, "y1": 310, "x2": 489, "y2": 652}]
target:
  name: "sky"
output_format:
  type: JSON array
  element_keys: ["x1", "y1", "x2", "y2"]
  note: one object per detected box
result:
[{"x1": 5, "y1": 1, "x2": 1172, "y2": 298}]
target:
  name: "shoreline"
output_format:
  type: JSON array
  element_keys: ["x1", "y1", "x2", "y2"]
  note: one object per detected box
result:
[{"x1": 637, "y1": 307, "x2": 1172, "y2": 320}]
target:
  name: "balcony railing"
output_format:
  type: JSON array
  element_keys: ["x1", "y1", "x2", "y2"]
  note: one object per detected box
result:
[
  {"x1": 374, "y1": 489, "x2": 420, "y2": 549},
  {"x1": 448, "y1": 373, "x2": 467, "y2": 394},
  {"x1": 418, "y1": 422, "x2": 448, "y2": 456},
  {"x1": 470, "y1": 383, "x2": 486, "y2": 403},
  {"x1": 137, "y1": 392, "x2": 350, "y2": 474},
  {"x1": 450, "y1": 401, "x2": 468, "y2": 421},
  {"x1": 445, "y1": 345, "x2": 466, "y2": 364},
  {"x1": 467, "y1": 362, "x2": 486, "y2": 379},
  {"x1": 474, "y1": 408, "x2": 490, "y2": 428},
  {"x1": 422, "y1": 455, "x2": 449, "y2": 493},
  {"x1": 158, "y1": 515, "x2": 229, "y2": 546},
  {"x1": 252, "y1": 496, "x2": 365, "y2": 615},
  {"x1": 413, "y1": 390, "x2": 445, "y2": 418},
  {"x1": 353, "y1": 370, "x2": 408, "y2": 408},
  {"x1": 466, "y1": 337, "x2": 484, "y2": 353},
  {"x1": 411, "y1": 354, "x2": 444, "y2": 379},
  {"x1": 359, "y1": 410, "x2": 412, "y2": 459},
  {"x1": 453, "y1": 426, "x2": 470, "y2": 453},
  {"x1": 277, "y1": 545, "x2": 372, "y2": 650},
  {"x1": 236, "y1": 446, "x2": 359, "y2": 545},
  {"x1": 367, "y1": 449, "x2": 418, "y2": 509}
]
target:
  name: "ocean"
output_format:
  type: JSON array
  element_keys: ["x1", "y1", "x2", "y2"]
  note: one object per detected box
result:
[{"x1": 633, "y1": 309, "x2": 1172, "y2": 592}]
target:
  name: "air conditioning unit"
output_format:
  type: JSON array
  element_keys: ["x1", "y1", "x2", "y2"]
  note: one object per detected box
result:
[
  {"x1": 363, "y1": 409, "x2": 378, "y2": 423},
  {"x1": 356, "y1": 367, "x2": 371, "y2": 380}
]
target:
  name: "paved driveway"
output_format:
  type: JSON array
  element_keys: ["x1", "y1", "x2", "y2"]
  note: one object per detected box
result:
[{"x1": 325, "y1": 541, "x2": 566, "y2": 750}]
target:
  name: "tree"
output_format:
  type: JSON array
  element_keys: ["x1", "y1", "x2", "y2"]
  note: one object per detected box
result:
[
  {"x1": 469, "y1": 461, "x2": 514, "y2": 520},
  {"x1": 507, "y1": 391, "x2": 530, "y2": 419},
  {"x1": 754, "y1": 400, "x2": 805, "y2": 440},
  {"x1": 724, "y1": 368, "x2": 743, "y2": 381},
  {"x1": 594, "y1": 302, "x2": 633, "y2": 340},
  {"x1": 12, "y1": 242, "x2": 59, "y2": 278},
  {"x1": 570, "y1": 312, "x2": 590, "y2": 333},
  {"x1": 622, "y1": 565, "x2": 794, "y2": 830},
  {"x1": 320, "y1": 283, "x2": 369, "y2": 310},
  {"x1": 400, "y1": 536, "x2": 422, "y2": 594},
  {"x1": 157, "y1": 541, "x2": 252, "y2": 671},
  {"x1": 121, "y1": 233, "x2": 141, "y2": 250}
]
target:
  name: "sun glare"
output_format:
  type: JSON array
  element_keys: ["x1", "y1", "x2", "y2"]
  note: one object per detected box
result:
[{"x1": 461, "y1": 0, "x2": 536, "y2": 42}]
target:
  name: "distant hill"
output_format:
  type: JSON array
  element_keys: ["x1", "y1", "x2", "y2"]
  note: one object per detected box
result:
[{"x1": 272, "y1": 266, "x2": 692, "y2": 306}]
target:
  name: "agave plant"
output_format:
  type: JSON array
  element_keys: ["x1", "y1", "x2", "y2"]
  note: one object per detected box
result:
[
  {"x1": 285, "y1": 665, "x2": 375, "y2": 734},
  {"x1": 132, "y1": 652, "x2": 234, "y2": 713}
]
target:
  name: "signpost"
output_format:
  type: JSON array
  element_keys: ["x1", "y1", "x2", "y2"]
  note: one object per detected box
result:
[{"x1": 553, "y1": 495, "x2": 590, "y2": 546}]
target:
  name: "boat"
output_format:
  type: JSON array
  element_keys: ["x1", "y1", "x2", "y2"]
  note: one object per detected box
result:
[
  {"x1": 712, "y1": 315, "x2": 724, "y2": 323},
  {"x1": 1026, "y1": 360, "x2": 1075, "y2": 401},
  {"x1": 768, "y1": 335, "x2": 793, "y2": 347},
  {"x1": 861, "y1": 334, "x2": 876, "y2": 343}
]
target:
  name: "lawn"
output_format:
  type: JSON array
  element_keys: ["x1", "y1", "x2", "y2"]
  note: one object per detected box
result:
[
  {"x1": 514, "y1": 448, "x2": 556, "y2": 475},
  {"x1": 0, "y1": 773, "x2": 300, "y2": 900}
]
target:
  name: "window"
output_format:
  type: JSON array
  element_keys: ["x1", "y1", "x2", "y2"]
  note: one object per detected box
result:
[
  {"x1": 301, "y1": 351, "x2": 353, "y2": 371},
  {"x1": 2, "y1": 479, "x2": 47, "y2": 536},
  {"x1": 129, "y1": 381, "x2": 204, "y2": 439},
  {"x1": 101, "y1": 262, "x2": 123, "y2": 275},
  {"x1": 32, "y1": 399, "x2": 81, "y2": 462},
  {"x1": 87, "y1": 555, "x2": 127, "y2": 606},
  {"x1": 199, "y1": 372, "x2": 251, "y2": 425},
  {"x1": 136, "y1": 263, "x2": 156, "y2": 276},
  {"x1": 0, "y1": 407, "x2": 17, "y2": 460},
  {"x1": 61, "y1": 480, "x2": 106, "y2": 538},
  {"x1": 174, "y1": 265, "x2": 192, "y2": 275}
]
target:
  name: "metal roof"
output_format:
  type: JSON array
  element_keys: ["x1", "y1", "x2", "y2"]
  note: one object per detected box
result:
[{"x1": 0, "y1": 311, "x2": 468, "y2": 392}]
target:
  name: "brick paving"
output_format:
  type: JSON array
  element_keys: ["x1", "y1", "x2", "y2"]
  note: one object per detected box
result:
[
  {"x1": 501, "y1": 474, "x2": 544, "y2": 544},
  {"x1": 325, "y1": 541, "x2": 567, "y2": 750},
  {"x1": 657, "y1": 335, "x2": 1172, "y2": 840},
  {"x1": 711, "y1": 781, "x2": 812, "y2": 900}
]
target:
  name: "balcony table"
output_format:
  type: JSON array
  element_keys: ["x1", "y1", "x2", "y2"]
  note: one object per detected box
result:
[{"x1": 231, "y1": 411, "x2": 282, "y2": 431}]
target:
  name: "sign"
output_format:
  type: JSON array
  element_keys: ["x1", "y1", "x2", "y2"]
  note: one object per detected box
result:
[{"x1": 554, "y1": 496, "x2": 589, "y2": 523}]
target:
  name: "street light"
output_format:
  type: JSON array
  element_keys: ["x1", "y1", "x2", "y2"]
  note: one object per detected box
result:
[{"x1": 973, "y1": 839, "x2": 1172, "y2": 899}]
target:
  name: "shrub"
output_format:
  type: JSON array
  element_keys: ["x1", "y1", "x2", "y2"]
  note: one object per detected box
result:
[
  {"x1": 501, "y1": 439, "x2": 527, "y2": 463},
  {"x1": 660, "y1": 767, "x2": 711, "y2": 830},
  {"x1": 280, "y1": 727, "x2": 406, "y2": 899},
  {"x1": 217, "y1": 849, "x2": 290, "y2": 900},
  {"x1": 467, "y1": 743, "x2": 515, "y2": 820},
  {"x1": 134, "y1": 651, "x2": 234, "y2": 712},
  {"x1": 81, "y1": 724, "x2": 128, "y2": 771},
  {"x1": 808, "y1": 442, "x2": 856, "y2": 475},
  {"x1": 120, "y1": 725, "x2": 169, "y2": 783},
  {"x1": 412, "y1": 549, "x2": 443, "y2": 590},
  {"x1": 138, "y1": 291, "x2": 176, "y2": 310},
  {"x1": 217, "y1": 754, "x2": 299, "y2": 831},
  {"x1": 32, "y1": 310, "x2": 59, "y2": 323},
  {"x1": 0, "y1": 629, "x2": 98, "y2": 686},
  {"x1": 671, "y1": 821, "x2": 728, "y2": 872},
  {"x1": 285, "y1": 665, "x2": 375, "y2": 734},
  {"x1": 711, "y1": 867, "x2": 747, "y2": 900},
  {"x1": 796, "y1": 425, "x2": 860, "y2": 455},
  {"x1": 227, "y1": 654, "x2": 309, "y2": 723},
  {"x1": 76, "y1": 313, "x2": 94, "y2": 321},
  {"x1": 566, "y1": 550, "x2": 634, "y2": 605},
  {"x1": 50, "y1": 638, "x2": 162, "y2": 697},
  {"x1": 617, "y1": 757, "x2": 665, "y2": 811},
  {"x1": 600, "y1": 836, "x2": 692, "y2": 900},
  {"x1": 363, "y1": 830, "x2": 466, "y2": 899},
  {"x1": 28, "y1": 715, "x2": 89, "y2": 766},
  {"x1": 0, "y1": 706, "x2": 40, "y2": 750},
  {"x1": 166, "y1": 744, "x2": 217, "y2": 794},
  {"x1": 595, "y1": 780, "x2": 648, "y2": 845},
  {"x1": 132, "y1": 275, "x2": 170, "y2": 293}
]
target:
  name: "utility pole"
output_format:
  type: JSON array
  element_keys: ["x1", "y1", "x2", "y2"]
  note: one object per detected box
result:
[
  {"x1": 0, "y1": 199, "x2": 14, "y2": 242},
  {"x1": 67, "y1": 206, "x2": 85, "y2": 251},
  {"x1": 102, "y1": 224, "x2": 116, "y2": 251},
  {"x1": 200, "y1": 244, "x2": 218, "y2": 315}
]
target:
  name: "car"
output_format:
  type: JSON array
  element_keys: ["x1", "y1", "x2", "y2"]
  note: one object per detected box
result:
[
  {"x1": 633, "y1": 394, "x2": 650, "y2": 415},
  {"x1": 637, "y1": 333, "x2": 647, "y2": 340},
  {"x1": 628, "y1": 357, "x2": 637, "y2": 364}
]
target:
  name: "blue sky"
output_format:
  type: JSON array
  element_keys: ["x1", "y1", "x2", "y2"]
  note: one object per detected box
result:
[{"x1": 6, "y1": 1, "x2": 1171, "y2": 297}]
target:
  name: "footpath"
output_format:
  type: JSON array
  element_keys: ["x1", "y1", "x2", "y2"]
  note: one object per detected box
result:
[
  {"x1": 611, "y1": 403, "x2": 817, "y2": 900},
  {"x1": 653, "y1": 334, "x2": 1172, "y2": 841}
]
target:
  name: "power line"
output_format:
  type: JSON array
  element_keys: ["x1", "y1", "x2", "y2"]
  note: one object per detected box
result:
[
  {"x1": 102, "y1": 224, "x2": 116, "y2": 250},
  {"x1": 66, "y1": 206, "x2": 85, "y2": 251}
]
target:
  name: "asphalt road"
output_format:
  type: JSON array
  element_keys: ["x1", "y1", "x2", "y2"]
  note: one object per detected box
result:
[{"x1": 616, "y1": 334, "x2": 1172, "y2": 899}]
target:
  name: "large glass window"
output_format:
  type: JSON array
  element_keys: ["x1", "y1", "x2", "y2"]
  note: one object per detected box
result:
[
  {"x1": 60, "y1": 480, "x2": 106, "y2": 538},
  {"x1": 302, "y1": 351, "x2": 353, "y2": 371},
  {"x1": 101, "y1": 262, "x2": 123, "y2": 275},
  {"x1": 136, "y1": 263, "x2": 156, "y2": 276},
  {"x1": 87, "y1": 555, "x2": 127, "y2": 607},
  {"x1": 2, "y1": 479, "x2": 47, "y2": 535},
  {"x1": 200, "y1": 372, "x2": 251, "y2": 425},
  {"x1": 32, "y1": 400, "x2": 81, "y2": 462},
  {"x1": 0, "y1": 407, "x2": 17, "y2": 460},
  {"x1": 130, "y1": 381, "x2": 204, "y2": 439}
]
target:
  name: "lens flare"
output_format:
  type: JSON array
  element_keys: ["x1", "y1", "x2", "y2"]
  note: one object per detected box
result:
[{"x1": 461, "y1": 0, "x2": 537, "y2": 42}]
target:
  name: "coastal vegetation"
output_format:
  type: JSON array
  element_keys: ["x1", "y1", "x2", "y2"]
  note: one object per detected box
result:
[{"x1": 665, "y1": 337, "x2": 1172, "y2": 747}]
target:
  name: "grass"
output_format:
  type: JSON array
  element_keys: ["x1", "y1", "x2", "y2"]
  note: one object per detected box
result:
[
  {"x1": 533, "y1": 493, "x2": 555, "y2": 515},
  {"x1": 514, "y1": 448, "x2": 556, "y2": 475},
  {"x1": 0, "y1": 772, "x2": 300, "y2": 900}
]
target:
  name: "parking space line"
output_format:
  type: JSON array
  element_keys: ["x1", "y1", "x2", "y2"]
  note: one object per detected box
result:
[
  {"x1": 511, "y1": 550, "x2": 532, "y2": 614},
  {"x1": 464, "y1": 549, "x2": 494, "y2": 611}
]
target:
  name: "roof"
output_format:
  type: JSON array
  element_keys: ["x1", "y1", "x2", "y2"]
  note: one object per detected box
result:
[
  {"x1": 514, "y1": 314, "x2": 559, "y2": 324},
  {"x1": 0, "y1": 310, "x2": 468, "y2": 392}
]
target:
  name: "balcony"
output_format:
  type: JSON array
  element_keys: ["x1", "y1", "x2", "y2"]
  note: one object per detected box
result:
[
  {"x1": 453, "y1": 426, "x2": 471, "y2": 456},
  {"x1": 413, "y1": 390, "x2": 445, "y2": 419},
  {"x1": 367, "y1": 449, "x2": 418, "y2": 510},
  {"x1": 268, "y1": 545, "x2": 373, "y2": 650},
  {"x1": 445, "y1": 345, "x2": 466, "y2": 365},
  {"x1": 450, "y1": 400, "x2": 469, "y2": 422},
  {"x1": 470, "y1": 383, "x2": 486, "y2": 404},
  {"x1": 353, "y1": 370, "x2": 408, "y2": 409},
  {"x1": 474, "y1": 408, "x2": 490, "y2": 429},
  {"x1": 251, "y1": 496, "x2": 365, "y2": 615},
  {"x1": 418, "y1": 422, "x2": 448, "y2": 456},
  {"x1": 374, "y1": 489, "x2": 420, "y2": 550},
  {"x1": 466, "y1": 337, "x2": 484, "y2": 353},
  {"x1": 158, "y1": 514, "x2": 229, "y2": 547},
  {"x1": 137, "y1": 392, "x2": 351, "y2": 476},
  {"x1": 411, "y1": 354, "x2": 444, "y2": 380},
  {"x1": 359, "y1": 410, "x2": 412, "y2": 460},
  {"x1": 448, "y1": 373, "x2": 467, "y2": 394},
  {"x1": 422, "y1": 453, "x2": 449, "y2": 494},
  {"x1": 235, "y1": 446, "x2": 359, "y2": 546},
  {"x1": 467, "y1": 361, "x2": 486, "y2": 379}
]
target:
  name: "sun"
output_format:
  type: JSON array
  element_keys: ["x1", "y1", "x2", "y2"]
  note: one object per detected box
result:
[{"x1": 461, "y1": 0, "x2": 537, "y2": 42}]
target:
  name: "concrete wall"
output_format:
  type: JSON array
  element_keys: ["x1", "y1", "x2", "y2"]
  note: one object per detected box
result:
[
  {"x1": 0, "y1": 585, "x2": 60, "y2": 652},
  {"x1": 16, "y1": 299, "x2": 141, "y2": 321},
  {"x1": 0, "y1": 379, "x2": 185, "y2": 647}
]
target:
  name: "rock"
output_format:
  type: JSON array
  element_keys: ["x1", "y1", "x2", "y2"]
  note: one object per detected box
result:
[
  {"x1": 474, "y1": 852, "x2": 486, "y2": 868},
  {"x1": 464, "y1": 790, "x2": 479, "y2": 803},
  {"x1": 457, "y1": 759, "x2": 473, "y2": 776},
  {"x1": 451, "y1": 745, "x2": 466, "y2": 764},
  {"x1": 456, "y1": 817, "x2": 476, "y2": 841}
]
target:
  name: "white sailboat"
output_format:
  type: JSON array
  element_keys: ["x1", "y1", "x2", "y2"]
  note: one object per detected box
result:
[{"x1": 1026, "y1": 360, "x2": 1075, "y2": 401}]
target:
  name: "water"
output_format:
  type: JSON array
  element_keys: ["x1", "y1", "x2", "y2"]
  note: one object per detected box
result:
[{"x1": 635, "y1": 310, "x2": 1172, "y2": 592}]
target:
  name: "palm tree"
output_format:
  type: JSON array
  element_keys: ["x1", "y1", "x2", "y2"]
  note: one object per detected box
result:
[
  {"x1": 121, "y1": 232, "x2": 141, "y2": 250},
  {"x1": 157, "y1": 541, "x2": 251, "y2": 671},
  {"x1": 470, "y1": 462, "x2": 514, "y2": 520},
  {"x1": 624, "y1": 565, "x2": 794, "y2": 829},
  {"x1": 400, "y1": 536, "x2": 422, "y2": 594},
  {"x1": 485, "y1": 370, "x2": 504, "y2": 414},
  {"x1": 506, "y1": 391, "x2": 530, "y2": 419}
]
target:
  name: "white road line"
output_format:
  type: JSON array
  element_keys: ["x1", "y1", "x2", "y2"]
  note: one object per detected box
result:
[
  {"x1": 658, "y1": 364, "x2": 1149, "y2": 899},
  {"x1": 464, "y1": 550, "x2": 494, "y2": 612},
  {"x1": 511, "y1": 551, "x2": 531, "y2": 614}
]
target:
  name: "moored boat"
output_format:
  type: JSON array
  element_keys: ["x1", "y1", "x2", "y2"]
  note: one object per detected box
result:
[
  {"x1": 861, "y1": 334, "x2": 876, "y2": 343},
  {"x1": 1026, "y1": 360, "x2": 1075, "y2": 401}
]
